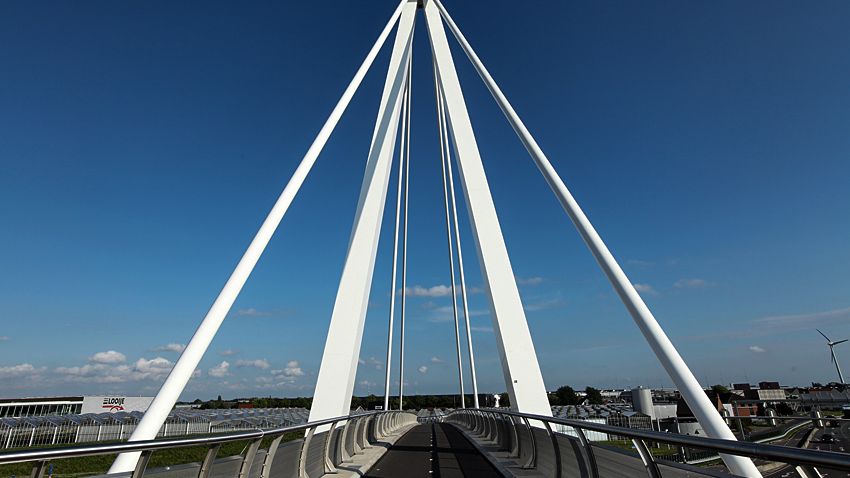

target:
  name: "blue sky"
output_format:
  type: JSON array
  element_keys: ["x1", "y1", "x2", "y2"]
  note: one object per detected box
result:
[{"x1": 1, "y1": 1, "x2": 849, "y2": 400}]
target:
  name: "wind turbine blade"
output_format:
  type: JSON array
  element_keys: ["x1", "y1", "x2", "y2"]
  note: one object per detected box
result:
[
  {"x1": 818, "y1": 329, "x2": 832, "y2": 342},
  {"x1": 834, "y1": 339, "x2": 849, "y2": 345}
]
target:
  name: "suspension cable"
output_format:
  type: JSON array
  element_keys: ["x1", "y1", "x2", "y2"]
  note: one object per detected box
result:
[
  {"x1": 398, "y1": 55, "x2": 412, "y2": 411},
  {"x1": 442, "y1": 94, "x2": 480, "y2": 409},
  {"x1": 434, "y1": 61, "x2": 465, "y2": 408},
  {"x1": 383, "y1": 58, "x2": 410, "y2": 412}
]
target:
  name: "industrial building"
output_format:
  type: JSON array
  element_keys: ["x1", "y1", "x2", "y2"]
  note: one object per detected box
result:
[
  {"x1": 0, "y1": 396, "x2": 153, "y2": 418},
  {"x1": 0, "y1": 407, "x2": 308, "y2": 449}
]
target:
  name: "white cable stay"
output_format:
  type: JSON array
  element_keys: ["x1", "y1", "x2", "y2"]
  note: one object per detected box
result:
[
  {"x1": 398, "y1": 55, "x2": 413, "y2": 412},
  {"x1": 383, "y1": 56, "x2": 410, "y2": 412},
  {"x1": 434, "y1": 60, "x2": 465, "y2": 409},
  {"x1": 442, "y1": 81, "x2": 480, "y2": 409}
]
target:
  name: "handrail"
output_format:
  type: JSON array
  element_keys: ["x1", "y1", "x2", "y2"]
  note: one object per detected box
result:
[
  {"x1": 718, "y1": 415, "x2": 850, "y2": 422},
  {"x1": 0, "y1": 410, "x2": 407, "y2": 466},
  {"x1": 445, "y1": 409, "x2": 850, "y2": 471}
]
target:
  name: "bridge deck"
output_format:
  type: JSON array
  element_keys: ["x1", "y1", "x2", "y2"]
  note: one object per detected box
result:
[{"x1": 364, "y1": 422, "x2": 502, "y2": 477}]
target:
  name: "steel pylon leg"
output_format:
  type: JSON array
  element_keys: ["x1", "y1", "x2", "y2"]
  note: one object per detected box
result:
[
  {"x1": 309, "y1": 0, "x2": 418, "y2": 424},
  {"x1": 424, "y1": 0, "x2": 551, "y2": 417}
]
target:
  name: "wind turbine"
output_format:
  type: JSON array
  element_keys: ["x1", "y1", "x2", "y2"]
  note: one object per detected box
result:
[{"x1": 817, "y1": 329, "x2": 848, "y2": 384}]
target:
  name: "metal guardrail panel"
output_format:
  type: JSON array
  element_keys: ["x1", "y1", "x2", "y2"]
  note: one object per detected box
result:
[
  {"x1": 443, "y1": 409, "x2": 850, "y2": 478},
  {"x1": 0, "y1": 411, "x2": 418, "y2": 478}
]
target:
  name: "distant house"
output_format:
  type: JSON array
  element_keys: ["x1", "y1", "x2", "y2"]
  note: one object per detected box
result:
[
  {"x1": 800, "y1": 389, "x2": 850, "y2": 409},
  {"x1": 744, "y1": 388, "x2": 786, "y2": 402},
  {"x1": 677, "y1": 390, "x2": 757, "y2": 418}
]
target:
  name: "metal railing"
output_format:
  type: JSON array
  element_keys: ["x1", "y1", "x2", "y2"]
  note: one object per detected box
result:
[
  {"x1": 0, "y1": 410, "x2": 418, "y2": 478},
  {"x1": 444, "y1": 409, "x2": 850, "y2": 478}
]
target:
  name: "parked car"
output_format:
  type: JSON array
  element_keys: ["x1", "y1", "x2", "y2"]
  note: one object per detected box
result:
[{"x1": 821, "y1": 433, "x2": 835, "y2": 443}]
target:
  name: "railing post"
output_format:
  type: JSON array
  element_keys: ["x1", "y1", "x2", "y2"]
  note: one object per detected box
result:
[
  {"x1": 260, "y1": 436, "x2": 284, "y2": 478},
  {"x1": 237, "y1": 438, "x2": 262, "y2": 478},
  {"x1": 795, "y1": 465, "x2": 824, "y2": 478},
  {"x1": 299, "y1": 427, "x2": 316, "y2": 478},
  {"x1": 198, "y1": 444, "x2": 221, "y2": 478},
  {"x1": 543, "y1": 420, "x2": 562, "y2": 477},
  {"x1": 323, "y1": 421, "x2": 339, "y2": 473},
  {"x1": 357, "y1": 416, "x2": 370, "y2": 451},
  {"x1": 632, "y1": 438, "x2": 662, "y2": 478},
  {"x1": 476, "y1": 411, "x2": 485, "y2": 436},
  {"x1": 352, "y1": 417, "x2": 365, "y2": 455},
  {"x1": 30, "y1": 460, "x2": 48, "y2": 478},
  {"x1": 521, "y1": 416, "x2": 537, "y2": 470},
  {"x1": 376, "y1": 413, "x2": 385, "y2": 439},
  {"x1": 496, "y1": 413, "x2": 510, "y2": 451},
  {"x1": 338, "y1": 420, "x2": 352, "y2": 463},
  {"x1": 130, "y1": 450, "x2": 153, "y2": 478},
  {"x1": 487, "y1": 412, "x2": 497, "y2": 441},
  {"x1": 574, "y1": 427, "x2": 599, "y2": 478},
  {"x1": 508, "y1": 415, "x2": 521, "y2": 458}
]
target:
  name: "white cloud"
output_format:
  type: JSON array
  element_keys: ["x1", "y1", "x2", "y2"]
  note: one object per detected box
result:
[
  {"x1": 154, "y1": 343, "x2": 186, "y2": 353},
  {"x1": 235, "y1": 308, "x2": 272, "y2": 317},
  {"x1": 524, "y1": 297, "x2": 564, "y2": 312},
  {"x1": 517, "y1": 277, "x2": 544, "y2": 286},
  {"x1": 753, "y1": 307, "x2": 850, "y2": 328},
  {"x1": 236, "y1": 359, "x2": 270, "y2": 369},
  {"x1": 272, "y1": 360, "x2": 304, "y2": 378},
  {"x1": 674, "y1": 278, "x2": 710, "y2": 288},
  {"x1": 406, "y1": 285, "x2": 453, "y2": 297},
  {"x1": 427, "y1": 306, "x2": 489, "y2": 323},
  {"x1": 418, "y1": 366, "x2": 428, "y2": 374},
  {"x1": 627, "y1": 259, "x2": 655, "y2": 267},
  {"x1": 470, "y1": 326, "x2": 493, "y2": 333},
  {"x1": 430, "y1": 356, "x2": 443, "y2": 363},
  {"x1": 134, "y1": 357, "x2": 173, "y2": 379},
  {"x1": 56, "y1": 364, "x2": 110, "y2": 378},
  {"x1": 89, "y1": 350, "x2": 126, "y2": 364},
  {"x1": 427, "y1": 306, "x2": 456, "y2": 323},
  {"x1": 0, "y1": 363, "x2": 43, "y2": 379},
  {"x1": 633, "y1": 283, "x2": 658, "y2": 295},
  {"x1": 209, "y1": 361, "x2": 230, "y2": 378},
  {"x1": 55, "y1": 356, "x2": 172, "y2": 383},
  {"x1": 219, "y1": 349, "x2": 239, "y2": 356},
  {"x1": 749, "y1": 345, "x2": 766, "y2": 353},
  {"x1": 358, "y1": 357, "x2": 382, "y2": 370}
]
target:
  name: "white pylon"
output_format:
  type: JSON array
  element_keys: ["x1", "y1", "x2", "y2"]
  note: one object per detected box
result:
[
  {"x1": 309, "y1": 0, "x2": 417, "y2": 424},
  {"x1": 424, "y1": 0, "x2": 552, "y2": 417}
]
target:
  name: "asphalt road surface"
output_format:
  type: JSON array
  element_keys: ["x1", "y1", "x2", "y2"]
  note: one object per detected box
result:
[
  {"x1": 766, "y1": 421, "x2": 850, "y2": 478},
  {"x1": 364, "y1": 422, "x2": 502, "y2": 477}
]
